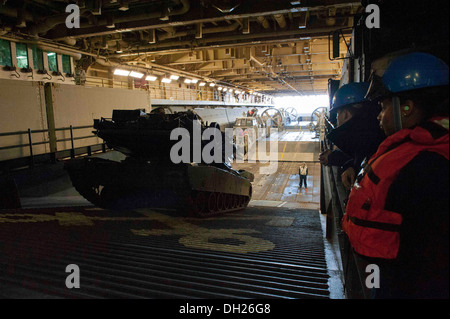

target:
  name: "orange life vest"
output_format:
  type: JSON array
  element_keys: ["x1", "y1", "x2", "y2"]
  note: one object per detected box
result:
[{"x1": 342, "y1": 117, "x2": 449, "y2": 259}]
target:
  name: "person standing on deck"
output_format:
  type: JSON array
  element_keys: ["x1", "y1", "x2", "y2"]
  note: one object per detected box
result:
[{"x1": 299, "y1": 162, "x2": 308, "y2": 191}]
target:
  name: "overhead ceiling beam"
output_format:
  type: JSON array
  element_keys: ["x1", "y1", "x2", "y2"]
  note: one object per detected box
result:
[
  {"x1": 112, "y1": 25, "x2": 352, "y2": 57},
  {"x1": 44, "y1": 1, "x2": 360, "y2": 40}
]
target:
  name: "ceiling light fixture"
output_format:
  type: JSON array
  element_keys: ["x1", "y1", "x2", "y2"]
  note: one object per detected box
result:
[
  {"x1": 161, "y1": 78, "x2": 172, "y2": 83},
  {"x1": 119, "y1": 0, "x2": 129, "y2": 11},
  {"x1": 129, "y1": 71, "x2": 144, "y2": 79},
  {"x1": 114, "y1": 69, "x2": 130, "y2": 76},
  {"x1": 106, "y1": 15, "x2": 115, "y2": 29},
  {"x1": 146, "y1": 75, "x2": 158, "y2": 81}
]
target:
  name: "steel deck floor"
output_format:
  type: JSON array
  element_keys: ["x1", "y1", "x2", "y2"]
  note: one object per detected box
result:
[{"x1": 0, "y1": 205, "x2": 329, "y2": 299}]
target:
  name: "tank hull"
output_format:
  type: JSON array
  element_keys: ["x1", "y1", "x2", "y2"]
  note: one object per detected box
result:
[{"x1": 65, "y1": 157, "x2": 252, "y2": 217}]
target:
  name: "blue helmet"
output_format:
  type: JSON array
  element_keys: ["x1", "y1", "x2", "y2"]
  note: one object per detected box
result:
[
  {"x1": 366, "y1": 52, "x2": 449, "y2": 100},
  {"x1": 331, "y1": 82, "x2": 370, "y2": 111}
]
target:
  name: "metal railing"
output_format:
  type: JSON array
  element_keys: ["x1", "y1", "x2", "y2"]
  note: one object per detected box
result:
[
  {"x1": 0, "y1": 124, "x2": 107, "y2": 172},
  {"x1": 82, "y1": 75, "x2": 273, "y2": 105},
  {"x1": 319, "y1": 116, "x2": 368, "y2": 299}
]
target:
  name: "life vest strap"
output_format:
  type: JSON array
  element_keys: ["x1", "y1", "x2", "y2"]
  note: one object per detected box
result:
[{"x1": 349, "y1": 216, "x2": 401, "y2": 232}]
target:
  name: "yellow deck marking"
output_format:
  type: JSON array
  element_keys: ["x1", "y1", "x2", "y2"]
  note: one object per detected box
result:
[
  {"x1": 0, "y1": 210, "x2": 299, "y2": 254},
  {"x1": 131, "y1": 211, "x2": 275, "y2": 254},
  {"x1": 280, "y1": 142, "x2": 288, "y2": 161}
]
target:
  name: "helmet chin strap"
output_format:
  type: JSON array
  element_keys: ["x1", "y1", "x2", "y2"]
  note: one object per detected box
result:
[{"x1": 392, "y1": 96, "x2": 403, "y2": 132}]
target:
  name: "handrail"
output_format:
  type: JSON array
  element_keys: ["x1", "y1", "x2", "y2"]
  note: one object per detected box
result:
[
  {"x1": 0, "y1": 124, "x2": 105, "y2": 171},
  {"x1": 319, "y1": 116, "x2": 368, "y2": 299},
  {"x1": 82, "y1": 75, "x2": 274, "y2": 105},
  {"x1": 0, "y1": 125, "x2": 93, "y2": 138}
]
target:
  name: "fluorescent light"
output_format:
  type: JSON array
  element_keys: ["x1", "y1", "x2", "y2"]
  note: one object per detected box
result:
[
  {"x1": 218, "y1": 87, "x2": 223, "y2": 91},
  {"x1": 170, "y1": 75, "x2": 179, "y2": 80},
  {"x1": 184, "y1": 79, "x2": 192, "y2": 84},
  {"x1": 119, "y1": 0, "x2": 129, "y2": 11},
  {"x1": 190, "y1": 79, "x2": 199, "y2": 84},
  {"x1": 222, "y1": 88, "x2": 228, "y2": 92},
  {"x1": 209, "y1": 83, "x2": 216, "y2": 87},
  {"x1": 146, "y1": 75, "x2": 157, "y2": 81},
  {"x1": 161, "y1": 78, "x2": 172, "y2": 83},
  {"x1": 114, "y1": 69, "x2": 130, "y2": 76},
  {"x1": 130, "y1": 71, "x2": 144, "y2": 79},
  {"x1": 199, "y1": 82, "x2": 206, "y2": 87}
]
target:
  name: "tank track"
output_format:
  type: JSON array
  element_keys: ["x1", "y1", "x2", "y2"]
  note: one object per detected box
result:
[
  {"x1": 185, "y1": 189, "x2": 251, "y2": 218},
  {"x1": 67, "y1": 169, "x2": 117, "y2": 210},
  {"x1": 66, "y1": 158, "x2": 252, "y2": 216}
]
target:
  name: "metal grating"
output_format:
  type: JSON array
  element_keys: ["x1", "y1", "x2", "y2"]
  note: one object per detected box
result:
[{"x1": 0, "y1": 206, "x2": 330, "y2": 299}]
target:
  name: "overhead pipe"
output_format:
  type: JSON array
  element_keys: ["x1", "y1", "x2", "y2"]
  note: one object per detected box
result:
[
  {"x1": 28, "y1": 9, "x2": 90, "y2": 36},
  {"x1": 0, "y1": 35, "x2": 94, "y2": 60},
  {"x1": 62, "y1": 37, "x2": 77, "y2": 46},
  {"x1": 158, "y1": 21, "x2": 240, "y2": 41},
  {"x1": 188, "y1": 20, "x2": 240, "y2": 36},
  {"x1": 50, "y1": 8, "x2": 303, "y2": 40},
  {"x1": 95, "y1": 58, "x2": 120, "y2": 68},
  {"x1": 114, "y1": 25, "x2": 353, "y2": 55},
  {"x1": 0, "y1": 26, "x2": 12, "y2": 36},
  {"x1": 256, "y1": 16, "x2": 270, "y2": 29},
  {"x1": 0, "y1": 6, "x2": 34, "y2": 22},
  {"x1": 78, "y1": 0, "x2": 190, "y2": 30},
  {"x1": 1, "y1": 1, "x2": 189, "y2": 36},
  {"x1": 37, "y1": 43, "x2": 82, "y2": 60},
  {"x1": 273, "y1": 14, "x2": 287, "y2": 28}
]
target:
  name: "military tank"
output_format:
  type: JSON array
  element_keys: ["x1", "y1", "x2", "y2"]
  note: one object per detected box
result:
[{"x1": 64, "y1": 107, "x2": 254, "y2": 217}]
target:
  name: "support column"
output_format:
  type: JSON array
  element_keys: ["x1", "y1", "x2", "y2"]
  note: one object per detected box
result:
[{"x1": 44, "y1": 83, "x2": 57, "y2": 153}]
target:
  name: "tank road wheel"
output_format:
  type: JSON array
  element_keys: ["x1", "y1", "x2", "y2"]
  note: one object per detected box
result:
[
  {"x1": 92, "y1": 185, "x2": 103, "y2": 198},
  {"x1": 225, "y1": 193, "x2": 233, "y2": 210},
  {"x1": 235, "y1": 195, "x2": 240, "y2": 207},
  {"x1": 233, "y1": 195, "x2": 240, "y2": 208},
  {"x1": 239, "y1": 195, "x2": 246, "y2": 207},
  {"x1": 207, "y1": 192, "x2": 217, "y2": 214},
  {"x1": 217, "y1": 193, "x2": 226, "y2": 211},
  {"x1": 192, "y1": 191, "x2": 207, "y2": 216},
  {"x1": 70, "y1": 175, "x2": 110, "y2": 208},
  {"x1": 83, "y1": 184, "x2": 106, "y2": 206}
]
